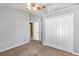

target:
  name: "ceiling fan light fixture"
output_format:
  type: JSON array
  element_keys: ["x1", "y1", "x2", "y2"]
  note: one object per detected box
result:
[
  {"x1": 26, "y1": 3, "x2": 46, "y2": 12},
  {"x1": 33, "y1": 7, "x2": 37, "y2": 10},
  {"x1": 35, "y1": 4, "x2": 39, "y2": 7}
]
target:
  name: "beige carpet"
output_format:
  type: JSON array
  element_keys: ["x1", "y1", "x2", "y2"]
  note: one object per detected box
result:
[{"x1": 0, "y1": 40, "x2": 75, "y2": 56}]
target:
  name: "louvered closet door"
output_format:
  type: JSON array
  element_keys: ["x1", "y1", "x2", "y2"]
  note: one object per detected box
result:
[
  {"x1": 62, "y1": 14, "x2": 73, "y2": 52},
  {"x1": 56, "y1": 18, "x2": 64, "y2": 50},
  {"x1": 56, "y1": 14, "x2": 73, "y2": 51},
  {"x1": 44, "y1": 17, "x2": 57, "y2": 48},
  {"x1": 44, "y1": 13, "x2": 73, "y2": 53}
]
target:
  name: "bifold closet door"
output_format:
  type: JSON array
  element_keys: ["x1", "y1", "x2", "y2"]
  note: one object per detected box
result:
[
  {"x1": 62, "y1": 14, "x2": 73, "y2": 52},
  {"x1": 44, "y1": 14, "x2": 73, "y2": 52},
  {"x1": 56, "y1": 18, "x2": 63, "y2": 50},
  {"x1": 44, "y1": 16, "x2": 57, "y2": 48},
  {"x1": 56, "y1": 14, "x2": 73, "y2": 52}
]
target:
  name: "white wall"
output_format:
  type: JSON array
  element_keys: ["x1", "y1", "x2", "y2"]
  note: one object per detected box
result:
[
  {"x1": 43, "y1": 5, "x2": 79, "y2": 54},
  {"x1": 0, "y1": 6, "x2": 30, "y2": 52}
]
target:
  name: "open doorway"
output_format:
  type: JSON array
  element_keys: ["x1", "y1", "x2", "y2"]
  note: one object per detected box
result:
[
  {"x1": 30, "y1": 23, "x2": 33, "y2": 40},
  {"x1": 29, "y1": 22, "x2": 40, "y2": 41}
]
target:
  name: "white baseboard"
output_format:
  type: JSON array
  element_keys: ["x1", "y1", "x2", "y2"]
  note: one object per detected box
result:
[
  {"x1": 0, "y1": 41, "x2": 29, "y2": 52},
  {"x1": 71, "y1": 52, "x2": 79, "y2": 56},
  {"x1": 43, "y1": 42, "x2": 79, "y2": 56}
]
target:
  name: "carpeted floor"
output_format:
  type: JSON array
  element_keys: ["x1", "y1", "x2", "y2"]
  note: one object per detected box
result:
[{"x1": 0, "y1": 40, "x2": 75, "y2": 56}]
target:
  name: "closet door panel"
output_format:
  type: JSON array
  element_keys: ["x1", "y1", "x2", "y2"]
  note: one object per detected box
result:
[
  {"x1": 56, "y1": 23, "x2": 64, "y2": 50},
  {"x1": 62, "y1": 14, "x2": 73, "y2": 52},
  {"x1": 56, "y1": 14, "x2": 73, "y2": 52},
  {"x1": 45, "y1": 17, "x2": 57, "y2": 48}
]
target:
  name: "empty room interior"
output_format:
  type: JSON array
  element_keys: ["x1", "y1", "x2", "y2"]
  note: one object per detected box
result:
[{"x1": 0, "y1": 3, "x2": 79, "y2": 56}]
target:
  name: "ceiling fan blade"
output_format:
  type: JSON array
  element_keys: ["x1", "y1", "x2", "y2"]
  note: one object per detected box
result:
[{"x1": 42, "y1": 6, "x2": 45, "y2": 8}]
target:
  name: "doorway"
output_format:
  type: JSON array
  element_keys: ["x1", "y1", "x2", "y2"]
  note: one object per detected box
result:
[
  {"x1": 30, "y1": 22, "x2": 40, "y2": 41},
  {"x1": 30, "y1": 23, "x2": 33, "y2": 40}
]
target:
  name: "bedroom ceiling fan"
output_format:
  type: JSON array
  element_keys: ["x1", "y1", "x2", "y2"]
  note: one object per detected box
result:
[{"x1": 26, "y1": 3, "x2": 45, "y2": 11}]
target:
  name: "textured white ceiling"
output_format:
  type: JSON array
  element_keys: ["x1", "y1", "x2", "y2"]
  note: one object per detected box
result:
[
  {"x1": 0, "y1": 3, "x2": 47, "y2": 11},
  {"x1": 0, "y1": 3, "x2": 27, "y2": 10},
  {"x1": 0, "y1": 3, "x2": 77, "y2": 14},
  {"x1": 0, "y1": 3, "x2": 75, "y2": 10},
  {"x1": 46, "y1": 3, "x2": 77, "y2": 12}
]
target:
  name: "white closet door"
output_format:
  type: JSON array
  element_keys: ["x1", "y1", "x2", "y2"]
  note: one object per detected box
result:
[
  {"x1": 56, "y1": 21, "x2": 64, "y2": 50},
  {"x1": 44, "y1": 17, "x2": 57, "y2": 48},
  {"x1": 62, "y1": 14, "x2": 73, "y2": 52},
  {"x1": 44, "y1": 13, "x2": 73, "y2": 53},
  {"x1": 56, "y1": 14, "x2": 73, "y2": 51}
]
